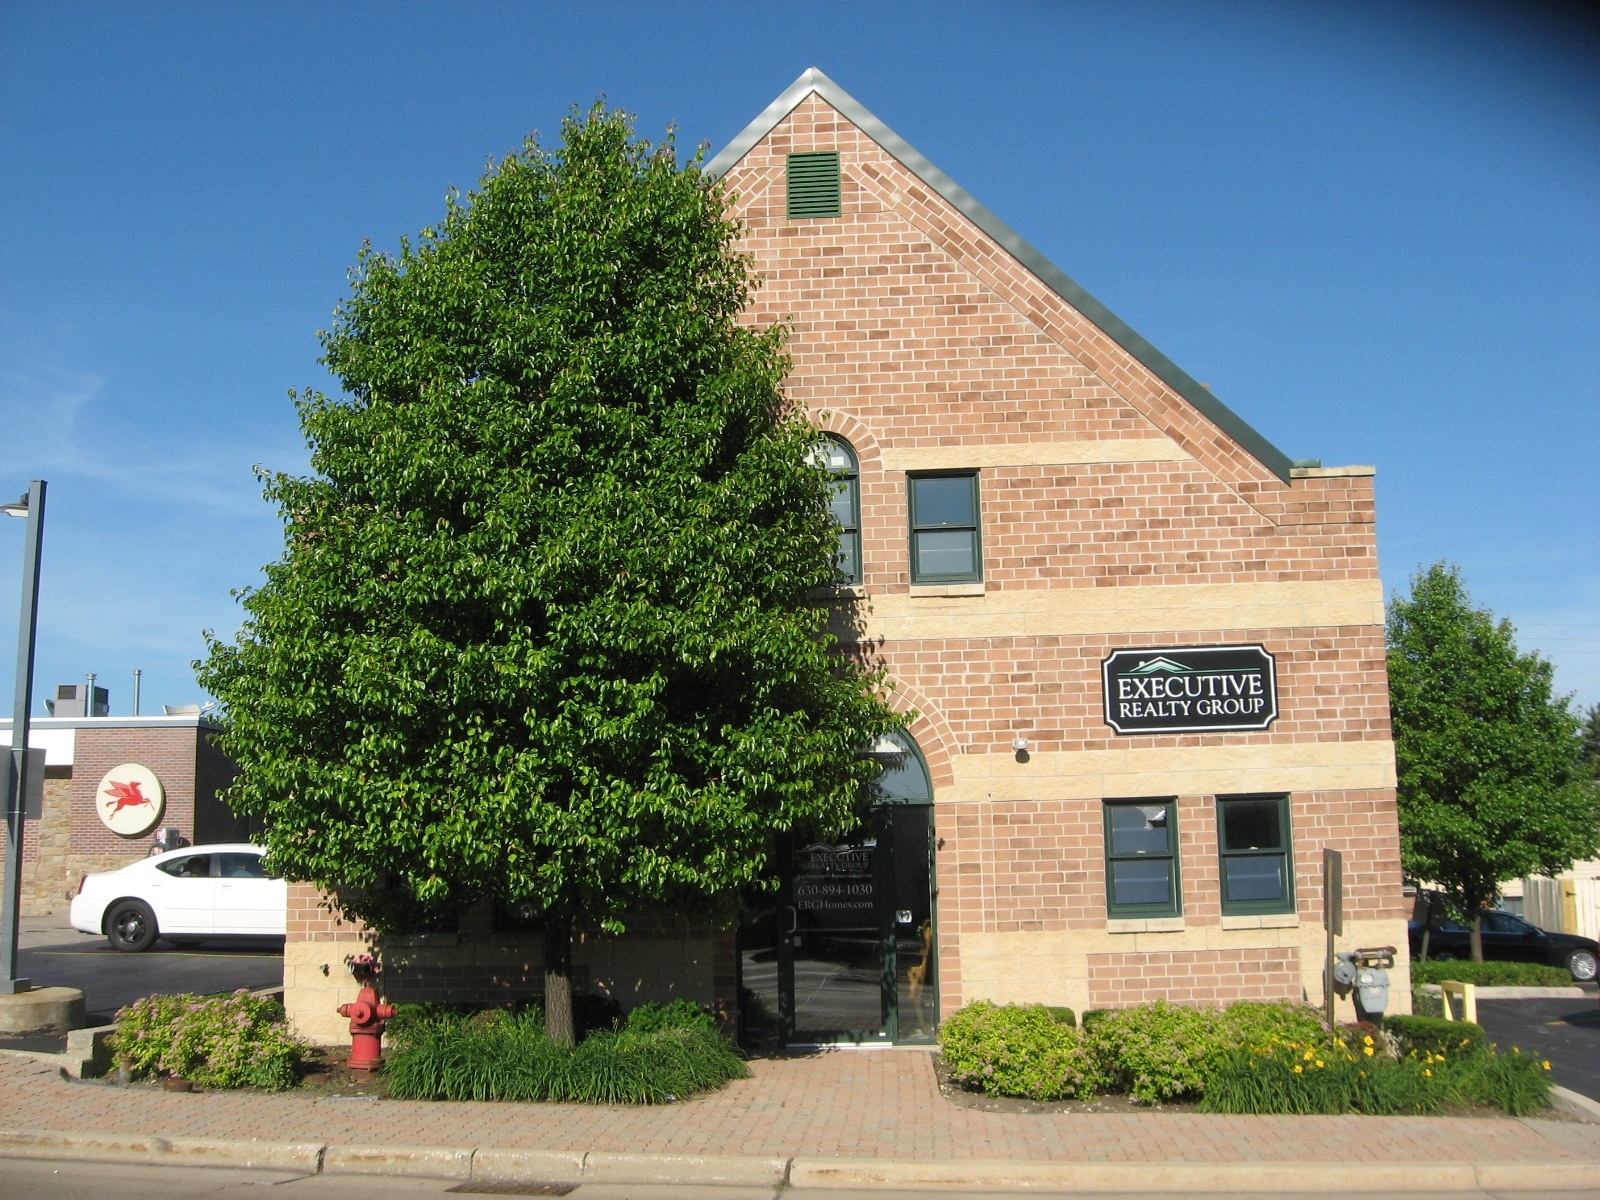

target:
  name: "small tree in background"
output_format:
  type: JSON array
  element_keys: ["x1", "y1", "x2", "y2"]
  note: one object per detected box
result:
[
  {"x1": 1389, "y1": 562, "x2": 1599, "y2": 961},
  {"x1": 1580, "y1": 704, "x2": 1600, "y2": 773},
  {"x1": 197, "y1": 105, "x2": 902, "y2": 1043}
]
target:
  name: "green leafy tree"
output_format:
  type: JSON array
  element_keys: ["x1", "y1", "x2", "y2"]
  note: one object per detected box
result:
[
  {"x1": 1388, "y1": 563, "x2": 1600, "y2": 960},
  {"x1": 197, "y1": 105, "x2": 901, "y2": 1043},
  {"x1": 1580, "y1": 703, "x2": 1600, "y2": 772}
]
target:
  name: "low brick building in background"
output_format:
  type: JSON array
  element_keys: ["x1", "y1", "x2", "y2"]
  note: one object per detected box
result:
[
  {"x1": 278, "y1": 69, "x2": 1407, "y2": 1044},
  {"x1": 0, "y1": 713, "x2": 246, "y2": 915}
]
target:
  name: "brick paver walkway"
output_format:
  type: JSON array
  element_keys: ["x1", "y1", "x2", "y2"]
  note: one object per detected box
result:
[{"x1": 9, "y1": 1049, "x2": 1600, "y2": 1165}]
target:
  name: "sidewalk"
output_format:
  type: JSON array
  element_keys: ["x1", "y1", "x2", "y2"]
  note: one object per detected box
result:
[{"x1": 6, "y1": 1047, "x2": 1600, "y2": 1191}]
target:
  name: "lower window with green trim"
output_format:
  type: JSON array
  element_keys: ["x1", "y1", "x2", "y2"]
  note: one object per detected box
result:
[
  {"x1": 1103, "y1": 798, "x2": 1180, "y2": 918},
  {"x1": 1216, "y1": 793, "x2": 1295, "y2": 915}
]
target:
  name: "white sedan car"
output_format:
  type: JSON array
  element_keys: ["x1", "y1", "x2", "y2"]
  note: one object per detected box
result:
[{"x1": 70, "y1": 843, "x2": 287, "y2": 952}]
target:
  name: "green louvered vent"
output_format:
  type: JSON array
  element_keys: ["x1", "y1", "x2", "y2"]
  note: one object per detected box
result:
[{"x1": 787, "y1": 151, "x2": 841, "y2": 219}]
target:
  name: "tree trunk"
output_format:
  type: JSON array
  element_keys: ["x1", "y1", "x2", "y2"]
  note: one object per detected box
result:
[
  {"x1": 1418, "y1": 892, "x2": 1434, "y2": 962},
  {"x1": 1470, "y1": 908, "x2": 1485, "y2": 963},
  {"x1": 543, "y1": 910, "x2": 575, "y2": 1046}
]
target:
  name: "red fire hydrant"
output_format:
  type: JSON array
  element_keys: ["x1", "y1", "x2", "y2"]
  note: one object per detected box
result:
[{"x1": 337, "y1": 954, "x2": 396, "y2": 1071}]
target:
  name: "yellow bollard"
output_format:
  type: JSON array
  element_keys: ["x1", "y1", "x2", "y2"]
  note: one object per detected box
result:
[{"x1": 1439, "y1": 980, "x2": 1477, "y2": 1024}]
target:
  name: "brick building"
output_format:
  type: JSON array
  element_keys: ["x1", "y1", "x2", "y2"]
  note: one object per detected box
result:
[
  {"x1": 281, "y1": 70, "x2": 1406, "y2": 1043},
  {"x1": 1, "y1": 713, "x2": 246, "y2": 914}
]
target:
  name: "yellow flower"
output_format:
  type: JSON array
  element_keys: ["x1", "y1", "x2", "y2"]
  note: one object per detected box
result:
[
  {"x1": 1364, "y1": 1046, "x2": 1374, "y2": 1056},
  {"x1": 1424, "y1": 1068, "x2": 1432, "y2": 1077},
  {"x1": 1315, "y1": 1060, "x2": 1325, "y2": 1068},
  {"x1": 1304, "y1": 1049, "x2": 1315, "y2": 1061},
  {"x1": 1543, "y1": 1061, "x2": 1553, "y2": 1071},
  {"x1": 1363, "y1": 1035, "x2": 1374, "y2": 1046},
  {"x1": 1293, "y1": 1065, "x2": 1303, "y2": 1074}
]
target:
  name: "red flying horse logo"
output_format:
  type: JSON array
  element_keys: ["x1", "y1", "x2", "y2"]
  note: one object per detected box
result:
[{"x1": 103, "y1": 779, "x2": 153, "y2": 817}]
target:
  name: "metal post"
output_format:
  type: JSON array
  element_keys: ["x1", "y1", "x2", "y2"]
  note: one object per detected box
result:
[
  {"x1": 1323, "y1": 847, "x2": 1343, "y2": 1033},
  {"x1": 2, "y1": 480, "x2": 46, "y2": 994},
  {"x1": 85, "y1": 672, "x2": 96, "y2": 717},
  {"x1": 132, "y1": 669, "x2": 141, "y2": 717}
]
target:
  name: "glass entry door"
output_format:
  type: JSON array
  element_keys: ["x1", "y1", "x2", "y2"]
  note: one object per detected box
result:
[
  {"x1": 791, "y1": 833, "x2": 885, "y2": 1039},
  {"x1": 737, "y1": 803, "x2": 936, "y2": 1046}
]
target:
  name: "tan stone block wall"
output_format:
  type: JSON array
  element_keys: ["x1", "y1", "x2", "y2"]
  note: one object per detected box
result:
[
  {"x1": 956, "y1": 917, "x2": 1411, "y2": 1020},
  {"x1": 282, "y1": 884, "x2": 727, "y2": 1044}
]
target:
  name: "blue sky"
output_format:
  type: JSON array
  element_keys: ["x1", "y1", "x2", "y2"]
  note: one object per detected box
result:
[{"x1": 1, "y1": 1, "x2": 1596, "y2": 717}]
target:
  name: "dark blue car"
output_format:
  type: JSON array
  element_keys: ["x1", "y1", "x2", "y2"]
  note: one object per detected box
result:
[{"x1": 1409, "y1": 909, "x2": 1599, "y2": 981}]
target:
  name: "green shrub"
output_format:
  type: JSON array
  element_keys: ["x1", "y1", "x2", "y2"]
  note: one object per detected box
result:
[
  {"x1": 942, "y1": 999, "x2": 1328, "y2": 1105},
  {"x1": 382, "y1": 1006, "x2": 748, "y2": 1103},
  {"x1": 626, "y1": 999, "x2": 717, "y2": 1034},
  {"x1": 1081, "y1": 1000, "x2": 1322, "y2": 1104},
  {"x1": 1411, "y1": 961, "x2": 1573, "y2": 987},
  {"x1": 111, "y1": 990, "x2": 309, "y2": 1090},
  {"x1": 1199, "y1": 1030, "x2": 1551, "y2": 1115},
  {"x1": 1084, "y1": 1001, "x2": 1222, "y2": 1104},
  {"x1": 1045, "y1": 1006, "x2": 1076, "y2": 1027},
  {"x1": 1384, "y1": 1014, "x2": 1487, "y2": 1056},
  {"x1": 1218, "y1": 1001, "x2": 1327, "y2": 1047},
  {"x1": 938, "y1": 1001, "x2": 1105, "y2": 1101}
]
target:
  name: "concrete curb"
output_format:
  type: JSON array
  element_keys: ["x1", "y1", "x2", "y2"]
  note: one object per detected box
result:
[
  {"x1": 1420, "y1": 984, "x2": 1588, "y2": 999},
  {"x1": 323, "y1": 1144, "x2": 473, "y2": 1180},
  {"x1": 0, "y1": 1128, "x2": 1594, "y2": 1192},
  {"x1": 1552, "y1": 1084, "x2": 1600, "y2": 1123},
  {"x1": 0, "y1": 1129, "x2": 323, "y2": 1173}
]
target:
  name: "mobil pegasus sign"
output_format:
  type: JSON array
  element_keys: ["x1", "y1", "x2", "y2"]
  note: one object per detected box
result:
[{"x1": 1102, "y1": 644, "x2": 1278, "y2": 735}]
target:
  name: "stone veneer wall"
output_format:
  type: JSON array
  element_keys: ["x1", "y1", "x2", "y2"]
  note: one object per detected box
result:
[{"x1": 283, "y1": 883, "x2": 735, "y2": 1045}]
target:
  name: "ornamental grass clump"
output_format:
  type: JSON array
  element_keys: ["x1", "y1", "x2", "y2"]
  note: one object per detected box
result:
[
  {"x1": 938, "y1": 1001, "x2": 1105, "y2": 1101},
  {"x1": 111, "y1": 990, "x2": 309, "y2": 1091},
  {"x1": 382, "y1": 1001, "x2": 748, "y2": 1103},
  {"x1": 1199, "y1": 1030, "x2": 1552, "y2": 1116}
]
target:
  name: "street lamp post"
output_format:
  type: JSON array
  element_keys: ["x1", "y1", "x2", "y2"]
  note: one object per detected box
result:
[{"x1": 1, "y1": 480, "x2": 46, "y2": 995}]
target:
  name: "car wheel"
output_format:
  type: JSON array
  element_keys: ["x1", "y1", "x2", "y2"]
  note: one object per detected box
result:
[
  {"x1": 106, "y1": 900, "x2": 158, "y2": 952},
  {"x1": 1432, "y1": 949, "x2": 1458, "y2": 962},
  {"x1": 1567, "y1": 949, "x2": 1598, "y2": 982}
]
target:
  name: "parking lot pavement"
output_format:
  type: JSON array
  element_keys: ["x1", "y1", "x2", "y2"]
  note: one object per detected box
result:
[
  {"x1": 14, "y1": 911, "x2": 282, "y2": 1026},
  {"x1": 1475, "y1": 992, "x2": 1600, "y2": 1102}
]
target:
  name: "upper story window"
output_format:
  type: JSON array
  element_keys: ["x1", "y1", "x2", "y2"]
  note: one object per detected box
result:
[
  {"x1": 908, "y1": 472, "x2": 981, "y2": 583},
  {"x1": 814, "y1": 436, "x2": 861, "y2": 584},
  {"x1": 787, "y1": 151, "x2": 842, "y2": 219}
]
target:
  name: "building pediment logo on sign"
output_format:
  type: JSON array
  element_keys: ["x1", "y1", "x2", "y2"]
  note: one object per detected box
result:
[
  {"x1": 1102, "y1": 644, "x2": 1278, "y2": 735},
  {"x1": 95, "y1": 762, "x2": 166, "y2": 836}
]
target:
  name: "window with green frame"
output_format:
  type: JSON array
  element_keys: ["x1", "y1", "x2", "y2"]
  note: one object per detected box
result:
[
  {"x1": 813, "y1": 436, "x2": 861, "y2": 584},
  {"x1": 908, "y1": 472, "x2": 980, "y2": 583},
  {"x1": 1103, "y1": 798, "x2": 1180, "y2": 918},
  {"x1": 1216, "y1": 794, "x2": 1294, "y2": 915}
]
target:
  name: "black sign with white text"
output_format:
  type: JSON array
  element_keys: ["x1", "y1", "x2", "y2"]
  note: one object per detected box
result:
[{"x1": 1102, "y1": 644, "x2": 1278, "y2": 734}]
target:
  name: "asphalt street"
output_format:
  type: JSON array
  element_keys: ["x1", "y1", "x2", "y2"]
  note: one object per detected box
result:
[
  {"x1": 1475, "y1": 995, "x2": 1600, "y2": 1103},
  {"x1": 0, "y1": 1160, "x2": 1594, "y2": 1200},
  {"x1": 11, "y1": 912, "x2": 283, "y2": 1028}
]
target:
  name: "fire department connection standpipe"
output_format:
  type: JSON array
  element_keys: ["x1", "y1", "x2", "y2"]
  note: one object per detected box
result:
[{"x1": 337, "y1": 954, "x2": 395, "y2": 1071}]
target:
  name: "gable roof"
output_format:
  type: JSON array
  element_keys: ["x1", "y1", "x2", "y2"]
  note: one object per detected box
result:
[{"x1": 706, "y1": 68, "x2": 1295, "y2": 484}]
